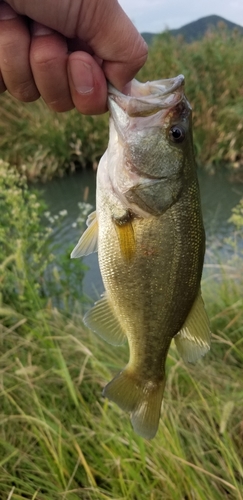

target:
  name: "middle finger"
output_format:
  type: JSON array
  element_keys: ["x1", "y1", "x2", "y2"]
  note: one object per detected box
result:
[{"x1": 30, "y1": 22, "x2": 74, "y2": 112}]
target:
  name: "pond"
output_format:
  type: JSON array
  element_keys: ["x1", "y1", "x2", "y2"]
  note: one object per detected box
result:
[{"x1": 38, "y1": 167, "x2": 243, "y2": 299}]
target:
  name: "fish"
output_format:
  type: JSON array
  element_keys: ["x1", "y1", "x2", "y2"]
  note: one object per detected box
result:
[{"x1": 71, "y1": 75, "x2": 211, "y2": 440}]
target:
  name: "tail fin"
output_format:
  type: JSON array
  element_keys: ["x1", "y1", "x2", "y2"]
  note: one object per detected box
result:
[{"x1": 102, "y1": 368, "x2": 165, "y2": 440}]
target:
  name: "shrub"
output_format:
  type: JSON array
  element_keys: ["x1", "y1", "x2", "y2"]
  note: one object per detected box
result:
[{"x1": 0, "y1": 161, "x2": 87, "y2": 314}]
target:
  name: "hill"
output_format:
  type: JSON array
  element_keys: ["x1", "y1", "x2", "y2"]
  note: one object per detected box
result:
[{"x1": 142, "y1": 15, "x2": 243, "y2": 44}]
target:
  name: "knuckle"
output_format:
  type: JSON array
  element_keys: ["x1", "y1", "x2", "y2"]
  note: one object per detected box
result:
[
  {"x1": 45, "y1": 87, "x2": 72, "y2": 111},
  {"x1": 74, "y1": 98, "x2": 106, "y2": 116},
  {"x1": 31, "y1": 49, "x2": 60, "y2": 70},
  {"x1": 47, "y1": 98, "x2": 74, "y2": 113},
  {"x1": 31, "y1": 36, "x2": 67, "y2": 71},
  {"x1": 11, "y1": 81, "x2": 39, "y2": 102},
  {"x1": 128, "y1": 39, "x2": 148, "y2": 71},
  {"x1": 0, "y1": 41, "x2": 21, "y2": 69}
]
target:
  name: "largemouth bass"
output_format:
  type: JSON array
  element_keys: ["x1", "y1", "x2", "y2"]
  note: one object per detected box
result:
[{"x1": 71, "y1": 75, "x2": 211, "y2": 440}]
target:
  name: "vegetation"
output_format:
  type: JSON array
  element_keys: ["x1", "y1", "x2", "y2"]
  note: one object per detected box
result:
[
  {"x1": 0, "y1": 97, "x2": 108, "y2": 181},
  {"x1": 139, "y1": 26, "x2": 243, "y2": 171},
  {"x1": 0, "y1": 160, "x2": 87, "y2": 314},
  {"x1": 0, "y1": 22, "x2": 243, "y2": 500},
  {"x1": 0, "y1": 160, "x2": 243, "y2": 500},
  {"x1": 1, "y1": 285, "x2": 243, "y2": 500},
  {"x1": 0, "y1": 25, "x2": 243, "y2": 181}
]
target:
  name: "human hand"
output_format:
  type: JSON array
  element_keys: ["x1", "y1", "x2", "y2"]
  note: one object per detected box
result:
[{"x1": 0, "y1": 0, "x2": 148, "y2": 114}]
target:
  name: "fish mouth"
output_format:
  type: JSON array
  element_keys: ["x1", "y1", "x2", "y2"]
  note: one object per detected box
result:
[{"x1": 108, "y1": 75, "x2": 187, "y2": 117}]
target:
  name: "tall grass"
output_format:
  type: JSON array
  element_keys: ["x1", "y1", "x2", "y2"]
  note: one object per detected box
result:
[
  {"x1": 0, "y1": 162, "x2": 243, "y2": 499},
  {"x1": 0, "y1": 273, "x2": 242, "y2": 500},
  {"x1": 0, "y1": 95, "x2": 108, "y2": 181},
  {"x1": 139, "y1": 25, "x2": 243, "y2": 170},
  {"x1": 0, "y1": 25, "x2": 243, "y2": 181},
  {"x1": 1, "y1": 26, "x2": 243, "y2": 499}
]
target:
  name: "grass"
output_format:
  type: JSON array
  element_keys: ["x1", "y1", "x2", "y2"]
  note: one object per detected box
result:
[
  {"x1": 0, "y1": 24, "x2": 243, "y2": 499},
  {"x1": 139, "y1": 26, "x2": 243, "y2": 171},
  {"x1": 0, "y1": 94, "x2": 108, "y2": 181},
  {"x1": 0, "y1": 270, "x2": 242, "y2": 500}
]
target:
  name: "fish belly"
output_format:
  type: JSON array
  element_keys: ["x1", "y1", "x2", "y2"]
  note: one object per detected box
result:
[
  {"x1": 98, "y1": 182, "x2": 205, "y2": 378},
  {"x1": 97, "y1": 181, "x2": 205, "y2": 439}
]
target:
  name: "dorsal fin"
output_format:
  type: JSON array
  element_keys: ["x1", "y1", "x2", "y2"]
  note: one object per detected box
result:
[{"x1": 174, "y1": 291, "x2": 211, "y2": 364}]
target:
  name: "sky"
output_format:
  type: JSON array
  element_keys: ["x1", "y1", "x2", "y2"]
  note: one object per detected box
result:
[{"x1": 118, "y1": 0, "x2": 243, "y2": 33}]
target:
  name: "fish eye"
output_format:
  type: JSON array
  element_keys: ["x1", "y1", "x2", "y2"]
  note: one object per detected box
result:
[{"x1": 169, "y1": 125, "x2": 185, "y2": 143}]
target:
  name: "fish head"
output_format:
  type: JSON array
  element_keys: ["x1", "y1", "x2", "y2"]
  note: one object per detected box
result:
[{"x1": 107, "y1": 75, "x2": 195, "y2": 217}]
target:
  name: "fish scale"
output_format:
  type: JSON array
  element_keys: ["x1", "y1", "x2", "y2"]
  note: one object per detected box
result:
[{"x1": 71, "y1": 75, "x2": 211, "y2": 439}]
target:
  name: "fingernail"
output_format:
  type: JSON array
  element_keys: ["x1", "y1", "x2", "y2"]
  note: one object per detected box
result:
[
  {"x1": 70, "y1": 60, "x2": 94, "y2": 94},
  {"x1": 32, "y1": 21, "x2": 54, "y2": 36},
  {"x1": 0, "y1": 3, "x2": 17, "y2": 20}
]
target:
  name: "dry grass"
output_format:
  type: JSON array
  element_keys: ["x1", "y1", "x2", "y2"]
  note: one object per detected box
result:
[{"x1": 0, "y1": 270, "x2": 242, "y2": 499}]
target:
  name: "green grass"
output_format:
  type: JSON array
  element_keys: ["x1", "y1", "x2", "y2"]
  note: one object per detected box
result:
[
  {"x1": 0, "y1": 94, "x2": 108, "y2": 181},
  {"x1": 0, "y1": 28, "x2": 243, "y2": 498},
  {"x1": 139, "y1": 26, "x2": 243, "y2": 171},
  {"x1": 0, "y1": 271, "x2": 242, "y2": 500}
]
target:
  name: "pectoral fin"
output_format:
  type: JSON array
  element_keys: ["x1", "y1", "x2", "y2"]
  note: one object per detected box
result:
[
  {"x1": 84, "y1": 294, "x2": 127, "y2": 346},
  {"x1": 174, "y1": 291, "x2": 211, "y2": 364},
  {"x1": 71, "y1": 211, "x2": 98, "y2": 258},
  {"x1": 113, "y1": 217, "x2": 136, "y2": 261},
  {"x1": 86, "y1": 211, "x2": 97, "y2": 227}
]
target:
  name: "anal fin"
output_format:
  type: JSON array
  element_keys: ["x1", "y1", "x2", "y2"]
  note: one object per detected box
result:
[
  {"x1": 71, "y1": 210, "x2": 98, "y2": 258},
  {"x1": 84, "y1": 294, "x2": 127, "y2": 346},
  {"x1": 174, "y1": 291, "x2": 211, "y2": 364}
]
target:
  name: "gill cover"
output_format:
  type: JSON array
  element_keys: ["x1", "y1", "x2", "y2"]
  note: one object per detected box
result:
[{"x1": 106, "y1": 76, "x2": 193, "y2": 216}]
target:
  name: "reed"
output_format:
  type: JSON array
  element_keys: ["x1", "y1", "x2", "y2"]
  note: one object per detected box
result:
[
  {"x1": 139, "y1": 25, "x2": 243, "y2": 170},
  {"x1": 0, "y1": 95, "x2": 108, "y2": 181}
]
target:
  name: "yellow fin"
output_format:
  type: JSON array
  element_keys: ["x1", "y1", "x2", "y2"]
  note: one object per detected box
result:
[
  {"x1": 113, "y1": 219, "x2": 135, "y2": 261},
  {"x1": 174, "y1": 291, "x2": 211, "y2": 364},
  {"x1": 103, "y1": 369, "x2": 165, "y2": 440},
  {"x1": 84, "y1": 294, "x2": 127, "y2": 346},
  {"x1": 71, "y1": 211, "x2": 98, "y2": 258}
]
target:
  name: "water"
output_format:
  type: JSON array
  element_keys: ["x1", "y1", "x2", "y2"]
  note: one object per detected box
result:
[{"x1": 39, "y1": 167, "x2": 243, "y2": 298}]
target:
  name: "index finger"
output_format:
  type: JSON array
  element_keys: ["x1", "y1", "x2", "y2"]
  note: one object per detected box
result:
[{"x1": 5, "y1": 0, "x2": 148, "y2": 89}]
